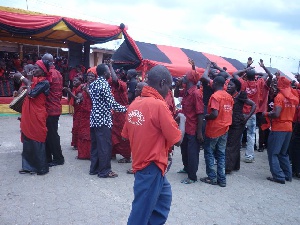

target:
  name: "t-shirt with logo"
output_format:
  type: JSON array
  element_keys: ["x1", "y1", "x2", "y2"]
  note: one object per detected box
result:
[
  {"x1": 271, "y1": 93, "x2": 297, "y2": 132},
  {"x1": 239, "y1": 78, "x2": 265, "y2": 114},
  {"x1": 122, "y1": 86, "x2": 181, "y2": 175},
  {"x1": 205, "y1": 90, "x2": 234, "y2": 138}
]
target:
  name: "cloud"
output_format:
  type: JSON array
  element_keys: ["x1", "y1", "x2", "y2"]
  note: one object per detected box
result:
[{"x1": 0, "y1": 0, "x2": 299, "y2": 72}]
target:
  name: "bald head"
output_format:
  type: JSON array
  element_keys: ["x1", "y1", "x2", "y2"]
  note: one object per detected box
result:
[
  {"x1": 42, "y1": 53, "x2": 54, "y2": 63},
  {"x1": 147, "y1": 65, "x2": 172, "y2": 98}
]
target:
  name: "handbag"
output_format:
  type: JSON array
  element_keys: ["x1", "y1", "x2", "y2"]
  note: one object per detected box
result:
[{"x1": 9, "y1": 89, "x2": 27, "y2": 113}]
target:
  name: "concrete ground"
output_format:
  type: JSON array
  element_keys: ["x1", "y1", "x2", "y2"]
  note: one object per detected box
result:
[{"x1": 0, "y1": 115, "x2": 299, "y2": 225}]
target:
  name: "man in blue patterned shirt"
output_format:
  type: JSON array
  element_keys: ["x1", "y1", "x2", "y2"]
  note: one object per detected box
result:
[{"x1": 89, "y1": 63, "x2": 127, "y2": 178}]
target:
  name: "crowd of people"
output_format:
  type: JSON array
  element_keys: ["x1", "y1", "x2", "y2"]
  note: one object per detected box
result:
[
  {"x1": 9, "y1": 52, "x2": 300, "y2": 224},
  {"x1": 0, "y1": 52, "x2": 82, "y2": 97}
]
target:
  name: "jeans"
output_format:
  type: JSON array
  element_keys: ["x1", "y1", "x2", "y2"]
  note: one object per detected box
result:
[
  {"x1": 267, "y1": 131, "x2": 292, "y2": 181},
  {"x1": 180, "y1": 133, "x2": 200, "y2": 181},
  {"x1": 128, "y1": 163, "x2": 172, "y2": 225},
  {"x1": 244, "y1": 114, "x2": 256, "y2": 159},
  {"x1": 204, "y1": 132, "x2": 228, "y2": 184}
]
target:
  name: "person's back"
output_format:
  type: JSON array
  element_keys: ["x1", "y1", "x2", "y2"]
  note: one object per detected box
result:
[
  {"x1": 124, "y1": 89, "x2": 179, "y2": 173},
  {"x1": 122, "y1": 65, "x2": 185, "y2": 225}
]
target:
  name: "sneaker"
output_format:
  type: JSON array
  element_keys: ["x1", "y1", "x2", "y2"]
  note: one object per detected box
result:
[
  {"x1": 218, "y1": 182, "x2": 226, "y2": 187},
  {"x1": 244, "y1": 156, "x2": 255, "y2": 163}
]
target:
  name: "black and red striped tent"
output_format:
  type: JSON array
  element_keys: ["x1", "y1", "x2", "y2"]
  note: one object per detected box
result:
[
  {"x1": 0, "y1": 6, "x2": 125, "y2": 47},
  {"x1": 112, "y1": 32, "x2": 246, "y2": 78}
]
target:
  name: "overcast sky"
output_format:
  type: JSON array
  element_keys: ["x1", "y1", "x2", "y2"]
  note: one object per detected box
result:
[{"x1": 1, "y1": 0, "x2": 299, "y2": 73}]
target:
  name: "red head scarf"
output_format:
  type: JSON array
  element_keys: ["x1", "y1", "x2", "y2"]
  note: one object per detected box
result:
[
  {"x1": 87, "y1": 66, "x2": 97, "y2": 78},
  {"x1": 35, "y1": 60, "x2": 49, "y2": 76},
  {"x1": 277, "y1": 76, "x2": 299, "y2": 105},
  {"x1": 186, "y1": 70, "x2": 200, "y2": 85}
]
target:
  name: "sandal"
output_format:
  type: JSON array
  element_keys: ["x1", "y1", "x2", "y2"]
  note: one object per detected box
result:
[
  {"x1": 118, "y1": 158, "x2": 132, "y2": 163},
  {"x1": 200, "y1": 177, "x2": 217, "y2": 185},
  {"x1": 177, "y1": 169, "x2": 187, "y2": 174},
  {"x1": 127, "y1": 168, "x2": 134, "y2": 174},
  {"x1": 180, "y1": 178, "x2": 197, "y2": 184},
  {"x1": 19, "y1": 169, "x2": 31, "y2": 174},
  {"x1": 104, "y1": 171, "x2": 118, "y2": 178}
]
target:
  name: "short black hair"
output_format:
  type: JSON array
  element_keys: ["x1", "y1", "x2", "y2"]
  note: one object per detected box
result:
[
  {"x1": 246, "y1": 69, "x2": 256, "y2": 78},
  {"x1": 213, "y1": 76, "x2": 225, "y2": 86},
  {"x1": 230, "y1": 78, "x2": 242, "y2": 92},
  {"x1": 96, "y1": 64, "x2": 107, "y2": 76}
]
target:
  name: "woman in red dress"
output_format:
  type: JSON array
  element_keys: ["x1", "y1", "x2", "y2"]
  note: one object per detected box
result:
[
  {"x1": 18, "y1": 60, "x2": 50, "y2": 175},
  {"x1": 76, "y1": 69, "x2": 96, "y2": 160}
]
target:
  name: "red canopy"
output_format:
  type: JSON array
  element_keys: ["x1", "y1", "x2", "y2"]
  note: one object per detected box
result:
[
  {"x1": 0, "y1": 6, "x2": 125, "y2": 47},
  {"x1": 113, "y1": 31, "x2": 246, "y2": 77}
]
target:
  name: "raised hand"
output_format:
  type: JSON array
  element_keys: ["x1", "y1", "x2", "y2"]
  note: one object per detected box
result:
[
  {"x1": 258, "y1": 59, "x2": 264, "y2": 67},
  {"x1": 210, "y1": 62, "x2": 218, "y2": 69},
  {"x1": 247, "y1": 57, "x2": 254, "y2": 67},
  {"x1": 188, "y1": 58, "x2": 195, "y2": 66}
]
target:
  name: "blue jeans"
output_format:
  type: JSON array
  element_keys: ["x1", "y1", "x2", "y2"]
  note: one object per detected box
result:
[
  {"x1": 204, "y1": 133, "x2": 228, "y2": 184},
  {"x1": 180, "y1": 133, "x2": 200, "y2": 181},
  {"x1": 267, "y1": 131, "x2": 292, "y2": 181},
  {"x1": 128, "y1": 163, "x2": 172, "y2": 225},
  {"x1": 244, "y1": 114, "x2": 256, "y2": 159}
]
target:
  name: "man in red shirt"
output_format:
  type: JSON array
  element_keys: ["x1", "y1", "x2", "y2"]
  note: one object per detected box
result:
[
  {"x1": 122, "y1": 65, "x2": 185, "y2": 225},
  {"x1": 233, "y1": 58, "x2": 272, "y2": 163},
  {"x1": 174, "y1": 69, "x2": 204, "y2": 184},
  {"x1": 263, "y1": 76, "x2": 299, "y2": 184},
  {"x1": 200, "y1": 76, "x2": 234, "y2": 187},
  {"x1": 42, "y1": 53, "x2": 65, "y2": 167}
]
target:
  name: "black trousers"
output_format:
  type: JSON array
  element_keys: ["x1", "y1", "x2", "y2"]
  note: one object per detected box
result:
[
  {"x1": 90, "y1": 126, "x2": 112, "y2": 177},
  {"x1": 289, "y1": 123, "x2": 300, "y2": 174},
  {"x1": 46, "y1": 115, "x2": 64, "y2": 164}
]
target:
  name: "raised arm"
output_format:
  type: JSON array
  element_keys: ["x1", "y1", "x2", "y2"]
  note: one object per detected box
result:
[
  {"x1": 211, "y1": 62, "x2": 230, "y2": 78},
  {"x1": 108, "y1": 60, "x2": 118, "y2": 83},
  {"x1": 258, "y1": 59, "x2": 273, "y2": 81},
  {"x1": 200, "y1": 62, "x2": 212, "y2": 83},
  {"x1": 232, "y1": 66, "x2": 254, "y2": 80}
]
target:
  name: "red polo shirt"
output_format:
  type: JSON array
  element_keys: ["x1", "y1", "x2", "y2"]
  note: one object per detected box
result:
[
  {"x1": 179, "y1": 86, "x2": 204, "y2": 135},
  {"x1": 122, "y1": 86, "x2": 181, "y2": 175}
]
